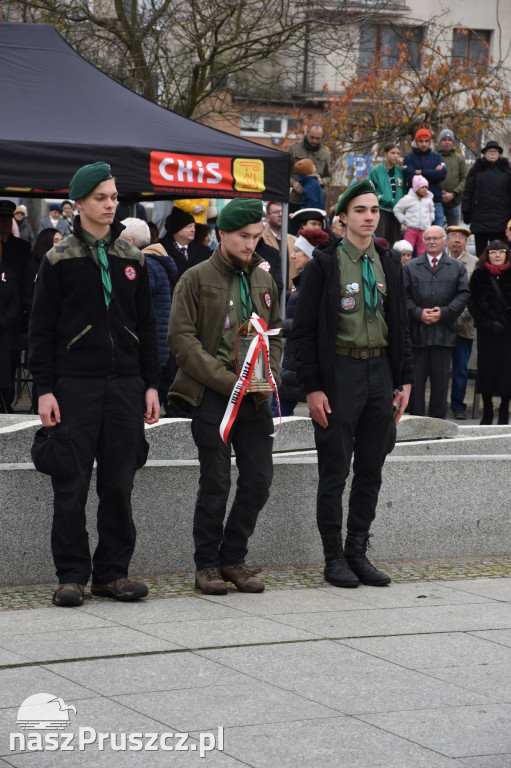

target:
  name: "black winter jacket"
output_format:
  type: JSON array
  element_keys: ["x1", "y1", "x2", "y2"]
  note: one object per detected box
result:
[
  {"x1": 403, "y1": 147, "x2": 447, "y2": 203},
  {"x1": 462, "y1": 157, "x2": 511, "y2": 233},
  {"x1": 28, "y1": 217, "x2": 160, "y2": 395},
  {"x1": 279, "y1": 271, "x2": 305, "y2": 403},
  {"x1": 292, "y1": 240, "x2": 414, "y2": 396}
]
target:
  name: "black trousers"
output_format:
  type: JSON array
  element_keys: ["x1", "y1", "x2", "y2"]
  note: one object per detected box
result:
[
  {"x1": 314, "y1": 354, "x2": 396, "y2": 537},
  {"x1": 409, "y1": 346, "x2": 452, "y2": 419},
  {"x1": 191, "y1": 388, "x2": 274, "y2": 569},
  {"x1": 50, "y1": 375, "x2": 146, "y2": 585}
]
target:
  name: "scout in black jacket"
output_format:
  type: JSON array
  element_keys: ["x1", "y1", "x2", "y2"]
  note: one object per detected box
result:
[
  {"x1": 28, "y1": 162, "x2": 160, "y2": 608},
  {"x1": 293, "y1": 179, "x2": 414, "y2": 589}
]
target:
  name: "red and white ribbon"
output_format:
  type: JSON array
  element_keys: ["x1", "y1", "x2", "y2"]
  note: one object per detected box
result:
[{"x1": 219, "y1": 313, "x2": 281, "y2": 445}]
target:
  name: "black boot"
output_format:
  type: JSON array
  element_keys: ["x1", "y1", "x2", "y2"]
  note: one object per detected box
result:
[
  {"x1": 498, "y1": 398, "x2": 509, "y2": 425},
  {"x1": 345, "y1": 533, "x2": 391, "y2": 586},
  {"x1": 321, "y1": 532, "x2": 359, "y2": 588},
  {"x1": 480, "y1": 395, "x2": 494, "y2": 425}
]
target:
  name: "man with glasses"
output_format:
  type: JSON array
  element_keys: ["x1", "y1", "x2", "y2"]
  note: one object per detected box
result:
[
  {"x1": 404, "y1": 225, "x2": 469, "y2": 419},
  {"x1": 261, "y1": 201, "x2": 296, "y2": 289}
]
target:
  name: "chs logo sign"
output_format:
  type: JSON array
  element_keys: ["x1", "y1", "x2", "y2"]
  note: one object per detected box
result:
[{"x1": 150, "y1": 152, "x2": 265, "y2": 194}]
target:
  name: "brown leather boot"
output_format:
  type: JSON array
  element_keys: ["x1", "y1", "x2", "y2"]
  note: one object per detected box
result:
[
  {"x1": 221, "y1": 564, "x2": 265, "y2": 593},
  {"x1": 195, "y1": 567, "x2": 228, "y2": 595}
]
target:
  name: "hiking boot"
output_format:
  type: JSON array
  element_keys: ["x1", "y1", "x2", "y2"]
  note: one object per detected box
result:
[
  {"x1": 221, "y1": 564, "x2": 265, "y2": 593},
  {"x1": 52, "y1": 583, "x2": 84, "y2": 607},
  {"x1": 452, "y1": 410, "x2": 467, "y2": 420},
  {"x1": 345, "y1": 533, "x2": 391, "y2": 586},
  {"x1": 195, "y1": 567, "x2": 228, "y2": 595},
  {"x1": 321, "y1": 532, "x2": 359, "y2": 588},
  {"x1": 91, "y1": 577, "x2": 148, "y2": 601}
]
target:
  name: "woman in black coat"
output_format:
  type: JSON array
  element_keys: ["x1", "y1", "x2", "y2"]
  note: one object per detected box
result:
[
  {"x1": 468, "y1": 240, "x2": 511, "y2": 424},
  {"x1": 462, "y1": 141, "x2": 511, "y2": 256},
  {"x1": 272, "y1": 228, "x2": 329, "y2": 416},
  {"x1": 0, "y1": 261, "x2": 20, "y2": 412}
]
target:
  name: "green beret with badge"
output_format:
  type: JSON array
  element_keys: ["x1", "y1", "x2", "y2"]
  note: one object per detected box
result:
[
  {"x1": 69, "y1": 161, "x2": 113, "y2": 201},
  {"x1": 335, "y1": 179, "x2": 377, "y2": 215},
  {"x1": 217, "y1": 198, "x2": 263, "y2": 232}
]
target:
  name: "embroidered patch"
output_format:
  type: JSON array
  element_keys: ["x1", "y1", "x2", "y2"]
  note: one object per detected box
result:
[
  {"x1": 125, "y1": 266, "x2": 137, "y2": 281},
  {"x1": 341, "y1": 296, "x2": 356, "y2": 311},
  {"x1": 258, "y1": 260, "x2": 271, "y2": 272},
  {"x1": 264, "y1": 291, "x2": 271, "y2": 308}
]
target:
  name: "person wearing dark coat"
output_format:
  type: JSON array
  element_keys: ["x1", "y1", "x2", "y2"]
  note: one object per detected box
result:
[
  {"x1": 403, "y1": 128, "x2": 447, "y2": 227},
  {"x1": 293, "y1": 179, "x2": 414, "y2": 590},
  {"x1": 120, "y1": 218, "x2": 179, "y2": 416},
  {"x1": 462, "y1": 141, "x2": 511, "y2": 256},
  {"x1": 404, "y1": 225, "x2": 470, "y2": 419},
  {"x1": 0, "y1": 200, "x2": 31, "y2": 409},
  {"x1": 468, "y1": 240, "x2": 511, "y2": 424},
  {"x1": 0, "y1": 262, "x2": 20, "y2": 412},
  {"x1": 160, "y1": 207, "x2": 210, "y2": 279},
  {"x1": 274, "y1": 229, "x2": 329, "y2": 416},
  {"x1": 254, "y1": 237, "x2": 283, "y2": 297}
]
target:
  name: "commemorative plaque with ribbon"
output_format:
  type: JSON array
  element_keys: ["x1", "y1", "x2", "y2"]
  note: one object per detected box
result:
[{"x1": 219, "y1": 313, "x2": 281, "y2": 445}]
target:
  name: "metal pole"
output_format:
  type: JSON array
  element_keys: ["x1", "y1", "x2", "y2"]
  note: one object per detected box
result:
[{"x1": 280, "y1": 201, "x2": 289, "y2": 318}]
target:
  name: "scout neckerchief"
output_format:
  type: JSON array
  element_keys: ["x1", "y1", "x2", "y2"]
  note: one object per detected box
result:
[
  {"x1": 235, "y1": 268, "x2": 253, "y2": 321},
  {"x1": 94, "y1": 239, "x2": 112, "y2": 308},
  {"x1": 340, "y1": 241, "x2": 378, "y2": 317}
]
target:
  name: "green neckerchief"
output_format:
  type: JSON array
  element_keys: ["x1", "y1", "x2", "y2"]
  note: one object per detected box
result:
[
  {"x1": 340, "y1": 238, "x2": 379, "y2": 317},
  {"x1": 234, "y1": 268, "x2": 253, "y2": 321},
  {"x1": 82, "y1": 228, "x2": 112, "y2": 308}
]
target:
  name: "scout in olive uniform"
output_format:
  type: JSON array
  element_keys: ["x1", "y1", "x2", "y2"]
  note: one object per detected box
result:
[
  {"x1": 293, "y1": 179, "x2": 414, "y2": 588},
  {"x1": 29, "y1": 162, "x2": 160, "y2": 607},
  {"x1": 168, "y1": 198, "x2": 282, "y2": 596}
]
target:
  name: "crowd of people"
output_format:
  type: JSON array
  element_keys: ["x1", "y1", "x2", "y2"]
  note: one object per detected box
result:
[{"x1": 1, "y1": 126, "x2": 511, "y2": 604}]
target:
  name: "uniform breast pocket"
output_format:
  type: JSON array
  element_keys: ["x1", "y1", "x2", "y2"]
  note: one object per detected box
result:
[
  {"x1": 376, "y1": 281, "x2": 387, "y2": 311},
  {"x1": 339, "y1": 284, "x2": 360, "y2": 313}
]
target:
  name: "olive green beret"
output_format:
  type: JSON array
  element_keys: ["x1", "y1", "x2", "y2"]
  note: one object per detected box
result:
[
  {"x1": 69, "y1": 161, "x2": 113, "y2": 201},
  {"x1": 217, "y1": 198, "x2": 263, "y2": 232},
  {"x1": 335, "y1": 179, "x2": 377, "y2": 215}
]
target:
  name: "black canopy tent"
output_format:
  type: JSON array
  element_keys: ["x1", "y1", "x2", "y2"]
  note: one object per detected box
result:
[{"x1": 0, "y1": 23, "x2": 290, "y2": 203}]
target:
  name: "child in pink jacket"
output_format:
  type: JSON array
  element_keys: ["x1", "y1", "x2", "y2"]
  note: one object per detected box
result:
[{"x1": 393, "y1": 175, "x2": 434, "y2": 256}]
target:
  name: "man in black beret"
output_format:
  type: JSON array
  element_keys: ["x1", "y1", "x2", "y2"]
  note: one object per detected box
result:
[
  {"x1": 293, "y1": 179, "x2": 414, "y2": 589},
  {"x1": 28, "y1": 162, "x2": 160, "y2": 607},
  {"x1": 160, "y1": 206, "x2": 210, "y2": 279},
  {"x1": 168, "y1": 197, "x2": 283, "y2": 596}
]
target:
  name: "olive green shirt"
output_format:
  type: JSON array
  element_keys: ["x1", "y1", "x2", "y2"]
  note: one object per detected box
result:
[
  {"x1": 216, "y1": 259, "x2": 258, "y2": 373},
  {"x1": 81, "y1": 227, "x2": 112, "y2": 269},
  {"x1": 336, "y1": 237, "x2": 388, "y2": 350}
]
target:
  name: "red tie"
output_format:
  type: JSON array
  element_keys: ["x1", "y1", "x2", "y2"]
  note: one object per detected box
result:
[
  {"x1": 181, "y1": 247, "x2": 187, "y2": 261},
  {"x1": 432, "y1": 256, "x2": 438, "y2": 271}
]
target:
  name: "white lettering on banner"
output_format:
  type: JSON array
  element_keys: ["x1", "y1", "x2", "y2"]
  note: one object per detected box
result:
[
  {"x1": 206, "y1": 163, "x2": 222, "y2": 184},
  {"x1": 177, "y1": 159, "x2": 194, "y2": 182},
  {"x1": 158, "y1": 158, "x2": 223, "y2": 185}
]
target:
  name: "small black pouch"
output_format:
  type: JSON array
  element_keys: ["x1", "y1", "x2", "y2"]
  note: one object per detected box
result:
[{"x1": 31, "y1": 425, "x2": 81, "y2": 480}]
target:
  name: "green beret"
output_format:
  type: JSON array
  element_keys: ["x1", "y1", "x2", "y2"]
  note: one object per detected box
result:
[
  {"x1": 335, "y1": 179, "x2": 377, "y2": 215},
  {"x1": 69, "y1": 161, "x2": 113, "y2": 201},
  {"x1": 217, "y1": 198, "x2": 263, "y2": 232}
]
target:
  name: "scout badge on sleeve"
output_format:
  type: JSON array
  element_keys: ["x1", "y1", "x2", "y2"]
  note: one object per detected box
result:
[{"x1": 220, "y1": 313, "x2": 281, "y2": 444}]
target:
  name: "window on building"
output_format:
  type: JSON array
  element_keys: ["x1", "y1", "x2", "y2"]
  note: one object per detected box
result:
[
  {"x1": 240, "y1": 113, "x2": 301, "y2": 138},
  {"x1": 452, "y1": 29, "x2": 491, "y2": 65},
  {"x1": 359, "y1": 24, "x2": 424, "y2": 69}
]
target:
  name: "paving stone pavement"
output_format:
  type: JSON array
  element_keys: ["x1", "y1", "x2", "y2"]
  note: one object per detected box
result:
[{"x1": 0, "y1": 561, "x2": 510, "y2": 766}]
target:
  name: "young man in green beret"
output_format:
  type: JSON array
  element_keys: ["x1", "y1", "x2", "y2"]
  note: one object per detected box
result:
[
  {"x1": 293, "y1": 179, "x2": 414, "y2": 588},
  {"x1": 168, "y1": 197, "x2": 283, "y2": 595},
  {"x1": 29, "y1": 162, "x2": 160, "y2": 607}
]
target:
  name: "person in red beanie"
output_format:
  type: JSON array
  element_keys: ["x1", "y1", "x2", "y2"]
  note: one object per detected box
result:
[{"x1": 403, "y1": 128, "x2": 447, "y2": 227}]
